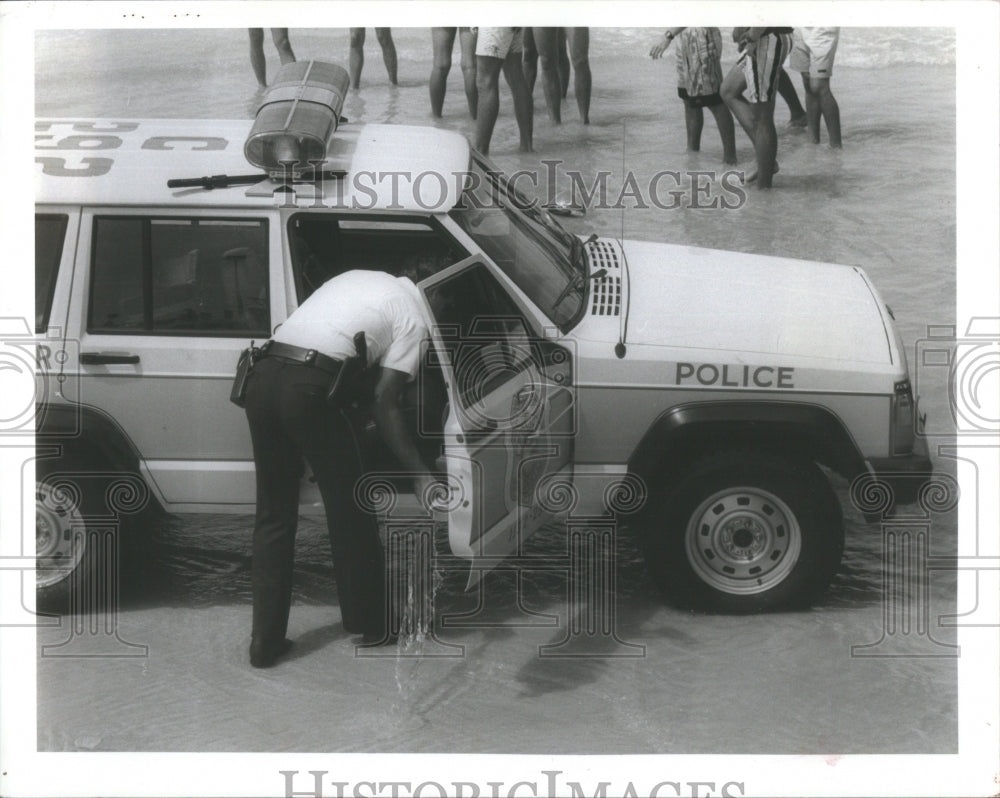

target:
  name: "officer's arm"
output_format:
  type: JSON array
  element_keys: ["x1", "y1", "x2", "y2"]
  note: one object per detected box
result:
[{"x1": 371, "y1": 366, "x2": 434, "y2": 494}]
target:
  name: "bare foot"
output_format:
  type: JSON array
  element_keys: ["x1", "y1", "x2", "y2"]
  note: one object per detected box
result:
[{"x1": 744, "y1": 160, "x2": 779, "y2": 183}]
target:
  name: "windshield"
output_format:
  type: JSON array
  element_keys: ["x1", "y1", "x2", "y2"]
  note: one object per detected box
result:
[{"x1": 449, "y1": 156, "x2": 585, "y2": 330}]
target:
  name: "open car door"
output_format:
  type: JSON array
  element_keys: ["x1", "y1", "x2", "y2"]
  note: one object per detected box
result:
[{"x1": 420, "y1": 257, "x2": 575, "y2": 586}]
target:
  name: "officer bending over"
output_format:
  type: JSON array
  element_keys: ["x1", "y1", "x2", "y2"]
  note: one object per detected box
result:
[{"x1": 243, "y1": 265, "x2": 437, "y2": 667}]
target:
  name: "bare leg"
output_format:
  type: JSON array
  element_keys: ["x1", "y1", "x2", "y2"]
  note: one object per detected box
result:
[
  {"x1": 459, "y1": 28, "x2": 478, "y2": 118},
  {"x1": 375, "y1": 28, "x2": 398, "y2": 85},
  {"x1": 721, "y1": 63, "x2": 754, "y2": 140},
  {"x1": 566, "y1": 27, "x2": 591, "y2": 124},
  {"x1": 557, "y1": 28, "x2": 570, "y2": 98},
  {"x1": 684, "y1": 103, "x2": 704, "y2": 151},
  {"x1": 722, "y1": 64, "x2": 777, "y2": 183},
  {"x1": 522, "y1": 27, "x2": 539, "y2": 94},
  {"x1": 751, "y1": 98, "x2": 779, "y2": 188},
  {"x1": 503, "y1": 49, "x2": 534, "y2": 152},
  {"x1": 534, "y1": 27, "x2": 562, "y2": 123},
  {"x1": 778, "y1": 68, "x2": 806, "y2": 125},
  {"x1": 708, "y1": 102, "x2": 738, "y2": 164},
  {"x1": 270, "y1": 29, "x2": 295, "y2": 65},
  {"x1": 248, "y1": 29, "x2": 267, "y2": 87},
  {"x1": 349, "y1": 28, "x2": 365, "y2": 89},
  {"x1": 430, "y1": 27, "x2": 456, "y2": 117},
  {"x1": 808, "y1": 75, "x2": 841, "y2": 147},
  {"x1": 474, "y1": 55, "x2": 504, "y2": 154}
]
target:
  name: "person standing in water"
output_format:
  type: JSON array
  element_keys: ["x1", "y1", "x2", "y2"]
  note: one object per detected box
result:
[
  {"x1": 524, "y1": 27, "x2": 591, "y2": 124},
  {"x1": 429, "y1": 27, "x2": 478, "y2": 118},
  {"x1": 789, "y1": 27, "x2": 843, "y2": 147},
  {"x1": 248, "y1": 28, "x2": 296, "y2": 88},
  {"x1": 650, "y1": 27, "x2": 737, "y2": 165},
  {"x1": 473, "y1": 27, "x2": 534, "y2": 154},
  {"x1": 721, "y1": 26, "x2": 793, "y2": 188},
  {"x1": 348, "y1": 28, "x2": 398, "y2": 88}
]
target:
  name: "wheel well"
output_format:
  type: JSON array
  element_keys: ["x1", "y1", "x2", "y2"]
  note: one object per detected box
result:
[
  {"x1": 628, "y1": 401, "x2": 867, "y2": 492},
  {"x1": 37, "y1": 403, "x2": 140, "y2": 471},
  {"x1": 36, "y1": 403, "x2": 162, "y2": 515}
]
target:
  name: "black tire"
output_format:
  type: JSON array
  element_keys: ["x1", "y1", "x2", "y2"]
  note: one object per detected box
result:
[
  {"x1": 35, "y1": 452, "x2": 148, "y2": 610},
  {"x1": 640, "y1": 450, "x2": 844, "y2": 612}
]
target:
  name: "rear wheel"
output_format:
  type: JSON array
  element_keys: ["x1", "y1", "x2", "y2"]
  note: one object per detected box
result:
[
  {"x1": 35, "y1": 453, "x2": 148, "y2": 609},
  {"x1": 36, "y1": 479, "x2": 87, "y2": 598},
  {"x1": 641, "y1": 450, "x2": 843, "y2": 612}
]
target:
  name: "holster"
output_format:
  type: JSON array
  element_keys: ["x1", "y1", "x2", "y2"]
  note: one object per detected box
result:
[
  {"x1": 326, "y1": 330, "x2": 369, "y2": 406},
  {"x1": 230, "y1": 340, "x2": 264, "y2": 408}
]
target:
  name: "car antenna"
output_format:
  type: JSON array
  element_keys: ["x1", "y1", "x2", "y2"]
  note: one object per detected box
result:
[{"x1": 615, "y1": 118, "x2": 631, "y2": 359}]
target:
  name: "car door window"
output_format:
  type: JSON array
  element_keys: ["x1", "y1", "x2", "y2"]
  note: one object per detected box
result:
[
  {"x1": 88, "y1": 216, "x2": 269, "y2": 336},
  {"x1": 423, "y1": 262, "x2": 537, "y2": 415},
  {"x1": 35, "y1": 214, "x2": 68, "y2": 332}
]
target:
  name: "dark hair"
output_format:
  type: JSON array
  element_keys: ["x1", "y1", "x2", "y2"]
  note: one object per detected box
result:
[{"x1": 397, "y1": 253, "x2": 447, "y2": 284}]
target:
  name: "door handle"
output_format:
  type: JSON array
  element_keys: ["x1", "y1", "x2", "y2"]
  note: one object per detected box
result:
[{"x1": 80, "y1": 352, "x2": 141, "y2": 365}]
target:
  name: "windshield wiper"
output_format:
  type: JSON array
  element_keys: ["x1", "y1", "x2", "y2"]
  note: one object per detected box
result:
[
  {"x1": 570, "y1": 232, "x2": 598, "y2": 276},
  {"x1": 553, "y1": 234, "x2": 603, "y2": 310}
]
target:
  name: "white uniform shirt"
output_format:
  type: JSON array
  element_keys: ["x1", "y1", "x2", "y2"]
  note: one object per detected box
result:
[{"x1": 272, "y1": 271, "x2": 432, "y2": 381}]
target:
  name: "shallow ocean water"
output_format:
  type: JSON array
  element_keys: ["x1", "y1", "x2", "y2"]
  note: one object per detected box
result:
[{"x1": 33, "y1": 27, "x2": 959, "y2": 755}]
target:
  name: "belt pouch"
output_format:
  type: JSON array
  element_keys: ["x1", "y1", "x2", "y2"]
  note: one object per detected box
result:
[{"x1": 230, "y1": 341, "x2": 262, "y2": 408}]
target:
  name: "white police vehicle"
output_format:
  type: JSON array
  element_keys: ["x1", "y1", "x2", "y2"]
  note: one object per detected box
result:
[{"x1": 34, "y1": 62, "x2": 931, "y2": 611}]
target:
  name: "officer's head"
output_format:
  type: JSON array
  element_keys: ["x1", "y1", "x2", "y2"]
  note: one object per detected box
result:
[{"x1": 397, "y1": 252, "x2": 446, "y2": 285}]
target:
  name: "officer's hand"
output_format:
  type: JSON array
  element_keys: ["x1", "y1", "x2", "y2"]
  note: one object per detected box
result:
[{"x1": 415, "y1": 474, "x2": 447, "y2": 513}]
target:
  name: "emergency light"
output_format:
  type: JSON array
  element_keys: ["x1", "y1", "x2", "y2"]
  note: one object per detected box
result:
[{"x1": 244, "y1": 60, "x2": 350, "y2": 178}]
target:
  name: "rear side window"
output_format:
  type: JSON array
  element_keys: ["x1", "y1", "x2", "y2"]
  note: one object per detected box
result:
[
  {"x1": 36, "y1": 214, "x2": 68, "y2": 333},
  {"x1": 88, "y1": 216, "x2": 269, "y2": 336}
]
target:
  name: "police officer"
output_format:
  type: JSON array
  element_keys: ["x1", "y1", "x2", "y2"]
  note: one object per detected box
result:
[{"x1": 243, "y1": 267, "x2": 438, "y2": 667}]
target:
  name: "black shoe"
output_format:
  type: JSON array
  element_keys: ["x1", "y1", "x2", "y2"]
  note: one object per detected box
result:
[{"x1": 249, "y1": 637, "x2": 293, "y2": 668}]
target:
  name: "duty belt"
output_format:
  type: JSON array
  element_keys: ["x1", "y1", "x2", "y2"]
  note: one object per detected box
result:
[{"x1": 261, "y1": 340, "x2": 343, "y2": 376}]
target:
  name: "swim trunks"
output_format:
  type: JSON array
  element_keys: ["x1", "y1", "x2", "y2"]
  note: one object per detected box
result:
[
  {"x1": 676, "y1": 27, "x2": 725, "y2": 107},
  {"x1": 789, "y1": 27, "x2": 840, "y2": 78},
  {"x1": 742, "y1": 30, "x2": 792, "y2": 103},
  {"x1": 475, "y1": 27, "x2": 523, "y2": 59}
]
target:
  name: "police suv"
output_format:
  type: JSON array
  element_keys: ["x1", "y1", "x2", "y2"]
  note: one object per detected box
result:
[{"x1": 34, "y1": 61, "x2": 931, "y2": 612}]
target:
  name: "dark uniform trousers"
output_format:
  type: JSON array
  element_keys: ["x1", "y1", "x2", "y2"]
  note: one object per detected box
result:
[{"x1": 244, "y1": 356, "x2": 387, "y2": 644}]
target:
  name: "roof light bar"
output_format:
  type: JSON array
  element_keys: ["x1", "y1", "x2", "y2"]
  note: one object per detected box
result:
[{"x1": 244, "y1": 60, "x2": 350, "y2": 179}]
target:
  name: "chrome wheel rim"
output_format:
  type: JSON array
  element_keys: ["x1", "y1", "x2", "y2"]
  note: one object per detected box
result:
[
  {"x1": 685, "y1": 486, "x2": 802, "y2": 595},
  {"x1": 36, "y1": 482, "x2": 85, "y2": 589}
]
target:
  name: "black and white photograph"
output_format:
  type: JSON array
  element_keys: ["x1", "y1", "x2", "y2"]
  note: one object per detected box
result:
[{"x1": 1, "y1": 2, "x2": 998, "y2": 797}]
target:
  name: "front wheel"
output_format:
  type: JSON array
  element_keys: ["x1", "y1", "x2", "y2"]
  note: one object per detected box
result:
[{"x1": 641, "y1": 451, "x2": 844, "y2": 612}]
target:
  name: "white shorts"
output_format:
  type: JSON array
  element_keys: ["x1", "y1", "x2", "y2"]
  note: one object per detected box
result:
[
  {"x1": 474, "y1": 27, "x2": 523, "y2": 59},
  {"x1": 789, "y1": 27, "x2": 839, "y2": 78}
]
